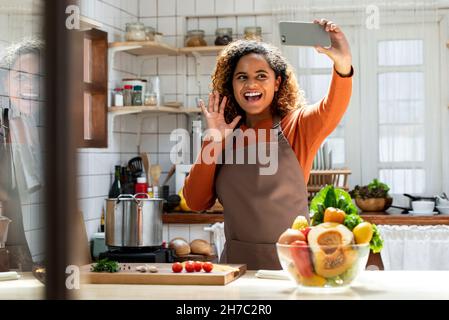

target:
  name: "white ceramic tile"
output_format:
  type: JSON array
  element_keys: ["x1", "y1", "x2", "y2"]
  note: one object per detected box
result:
[
  {"x1": 158, "y1": 153, "x2": 175, "y2": 171},
  {"x1": 103, "y1": 0, "x2": 121, "y2": 8},
  {"x1": 77, "y1": 152, "x2": 90, "y2": 176},
  {"x1": 77, "y1": 176, "x2": 91, "y2": 199},
  {"x1": 158, "y1": 114, "x2": 178, "y2": 133},
  {"x1": 119, "y1": 114, "x2": 139, "y2": 133},
  {"x1": 158, "y1": 0, "x2": 176, "y2": 16},
  {"x1": 199, "y1": 56, "x2": 217, "y2": 75},
  {"x1": 157, "y1": 56, "x2": 177, "y2": 75},
  {"x1": 142, "y1": 117, "x2": 159, "y2": 133},
  {"x1": 140, "y1": 134, "x2": 159, "y2": 152},
  {"x1": 237, "y1": 16, "x2": 256, "y2": 36},
  {"x1": 176, "y1": 55, "x2": 187, "y2": 75},
  {"x1": 176, "y1": 75, "x2": 186, "y2": 94},
  {"x1": 92, "y1": 175, "x2": 110, "y2": 198},
  {"x1": 86, "y1": 220, "x2": 101, "y2": 240},
  {"x1": 189, "y1": 224, "x2": 212, "y2": 243},
  {"x1": 163, "y1": 36, "x2": 177, "y2": 47},
  {"x1": 177, "y1": 114, "x2": 188, "y2": 128},
  {"x1": 177, "y1": 94, "x2": 187, "y2": 107},
  {"x1": 139, "y1": 17, "x2": 158, "y2": 30},
  {"x1": 79, "y1": 198, "x2": 92, "y2": 221},
  {"x1": 118, "y1": 11, "x2": 136, "y2": 32},
  {"x1": 168, "y1": 224, "x2": 190, "y2": 242},
  {"x1": 186, "y1": 57, "x2": 196, "y2": 75},
  {"x1": 139, "y1": 58, "x2": 157, "y2": 75},
  {"x1": 255, "y1": 15, "x2": 273, "y2": 34},
  {"x1": 91, "y1": 197, "x2": 105, "y2": 220},
  {"x1": 186, "y1": 18, "x2": 199, "y2": 31},
  {"x1": 235, "y1": 0, "x2": 253, "y2": 13},
  {"x1": 262, "y1": 32, "x2": 272, "y2": 43},
  {"x1": 90, "y1": 153, "x2": 120, "y2": 175},
  {"x1": 140, "y1": 0, "x2": 157, "y2": 17},
  {"x1": 162, "y1": 225, "x2": 169, "y2": 243},
  {"x1": 120, "y1": 133, "x2": 138, "y2": 153},
  {"x1": 217, "y1": 16, "x2": 236, "y2": 31},
  {"x1": 158, "y1": 133, "x2": 177, "y2": 153},
  {"x1": 80, "y1": 0, "x2": 95, "y2": 17},
  {"x1": 254, "y1": 0, "x2": 272, "y2": 13},
  {"x1": 195, "y1": 0, "x2": 215, "y2": 15},
  {"x1": 198, "y1": 18, "x2": 217, "y2": 36},
  {"x1": 157, "y1": 16, "x2": 177, "y2": 36},
  {"x1": 215, "y1": 0, "x2": 235, "y2": 14},
  {"x1": 176, "y1": 0, "x2": 195, "y2": 16},
  {"x1": 160, "y1": 75, "x2": 178, "y2": 95},
  {"x1": 121, "y1": 0, "x2": 139, "y2": 16}
]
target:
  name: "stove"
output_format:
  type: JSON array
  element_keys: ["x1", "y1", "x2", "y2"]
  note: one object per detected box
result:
[{"x1": 99, "y1": 246, "x2": 175, "y2": 263}]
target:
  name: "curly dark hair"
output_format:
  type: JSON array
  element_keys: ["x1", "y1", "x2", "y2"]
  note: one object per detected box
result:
[{"x1": 212, "y1": 40, "x2": 306, "y2": 125}]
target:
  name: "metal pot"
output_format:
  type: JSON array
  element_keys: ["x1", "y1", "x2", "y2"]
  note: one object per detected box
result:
[{"x1": 105, "y1": 194, "x2": 165, "y2": 248}]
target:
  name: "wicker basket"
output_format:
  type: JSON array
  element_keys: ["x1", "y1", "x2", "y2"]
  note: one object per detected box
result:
[{"x1": 307, "y1": 169, "x2": 351, "y2": 200}]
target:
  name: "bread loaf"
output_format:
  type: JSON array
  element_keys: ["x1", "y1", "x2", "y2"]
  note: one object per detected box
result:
[
  {"x1": 169, "y1": 238, "x2": 190, "y2": 255},
  {"x1": 190, "y1": 239, "x2": 213, "y2": 256}
]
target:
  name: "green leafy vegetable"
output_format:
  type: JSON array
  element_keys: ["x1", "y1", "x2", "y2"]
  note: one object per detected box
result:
[
  {"x1": 369, "y1": 224, "x2": 384, "y2": 254},
  {"x1": 343, "y1": 214, "x2": 364, "y2": 231},
  {"x1": 91, "y1": 259, "x2": 119, "y2": 273},
  {"x1": 350, "y1": 178, "x2": 391, "y2": 199}
]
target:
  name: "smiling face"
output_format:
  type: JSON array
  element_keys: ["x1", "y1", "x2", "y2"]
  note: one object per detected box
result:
[{"x1": 232, "y1": 53, "x2": 281, "y2": 118}]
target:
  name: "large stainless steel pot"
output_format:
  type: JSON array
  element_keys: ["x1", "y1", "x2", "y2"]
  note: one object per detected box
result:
[{"x1": 105, "y1": 194, "x2": 165, "y2": 247}]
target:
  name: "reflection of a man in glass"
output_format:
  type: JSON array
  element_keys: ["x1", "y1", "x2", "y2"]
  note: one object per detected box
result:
[{"x1": 0, "y1": 37, "x2": 44, "y2": 271}]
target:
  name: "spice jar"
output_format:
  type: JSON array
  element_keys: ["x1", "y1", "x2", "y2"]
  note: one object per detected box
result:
[
  {"x1": 144, "y1": 92, "x2": 158, "y2": 106},
  {"x1": 185, "y1": 30, "x2": 207, "y2": 47},
  {"x1": 144, "y1": 26, "x2": 156, "y2": 41},
  {"x1": 244, "y1": 26, "x2": 262, "y2": 41},
  {"x1": 215, "y1": 28, "x2": 233, "y2": 45},
  {"x1": 113, "y1": 88, "x2": 124, "y2": 107},
  {"x1": 132, "y1": 85, "x2": 143, "y2": 106},
  {"x1": 123, "y1": 85, "x2": 133, "y2": 106},
  {"x1": 125, "y1": 22, "x2": 146, "y2": 41}
]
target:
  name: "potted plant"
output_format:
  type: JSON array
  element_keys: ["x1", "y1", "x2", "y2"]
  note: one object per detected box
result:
[{"x1": 350, "y1": 179, "x2": 393, "y2": 212}]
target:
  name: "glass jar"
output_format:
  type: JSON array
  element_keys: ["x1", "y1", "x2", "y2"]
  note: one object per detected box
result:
[
  {"x1": 144, "y1": 26, "x2": 156, "y2": 41},
  {"x1": 244, "y1": 26, "x2": 262, "y2": 41},
  {"x1": 144, "y1": 92, "x2": 158, "y2": 106},
  {"x1": 123, "y1": 85, "x2": 133, "y2": 106},
  {"x1": 215, "y1": 28, "x2": 233, "y2": 45},
  {"x1": 113, "y1": 88, "x2": 124, "y2": 107},
  {"x1": 125, "y1": 22, "x2": 146, "y2": 41},
  {"x1": 132, "y1": 85, "x2": 143, "y2": 106},
  {"x1": 185, "y1": 30, "x2": 207, "y2": 47}
]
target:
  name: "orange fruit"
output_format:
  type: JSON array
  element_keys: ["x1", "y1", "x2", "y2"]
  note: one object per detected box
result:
[{"x1": 323, "y1": 207, "x2": 346, "y2": 224}]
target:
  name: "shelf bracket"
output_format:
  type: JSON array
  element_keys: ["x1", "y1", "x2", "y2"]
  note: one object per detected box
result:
[
  {"x1": 191, "y1": 51, "x2": 202, "y2": 96},
  {"x1": 108, "y1": 45, "x2": 142, "y2": 83}
]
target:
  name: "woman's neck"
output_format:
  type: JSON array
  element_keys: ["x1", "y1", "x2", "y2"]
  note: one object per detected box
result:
[{"x1": 245, "y1": 109, "x2": 272, "y2": 128}]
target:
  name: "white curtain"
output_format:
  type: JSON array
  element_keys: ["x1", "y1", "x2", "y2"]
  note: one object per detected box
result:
[
  {"x1": 379, "y1": 225, "x2": 449, "y2": 270},
  {"x1": 271, "y1": 0, "x2": 444, "y2": 204}
]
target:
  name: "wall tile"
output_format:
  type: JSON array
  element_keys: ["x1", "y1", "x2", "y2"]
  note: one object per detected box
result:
[
  {"x1": 199, "y1": 56, "x2": 217, "y2": 75},
  {"x1": 91, "y1": 197, "x2": 105, "y2": 220},
  {"x1": 186, "y1": 56, "x2": 196, "y2": 75},
  {"x1": 168, "y1": 224, "x2": 190, "y2": 242},
  {"x1": 158, "y1": 153, "x2": 175, "y2": 172},
  {"x1": 237, "y1": 16, "x2": 256, "y2": 36},
  {"x1": 160, "y1": 75, "x2": 178, "y2": 95},
  {"x1": 140, "y1": 134, "x2": 159, "y2": 152},
  {"x1": 85, "y1": 220, "x2": 101, "y2": 240},
  {"x1": 119, "y1": 114, "x2": 139, "y2": 133},
  {"x1": 195, "y1": 0, "x2": 215, "y2": 15},
  {"x1": 140, "y1": 0, "x2": 157, "y2": 17},
  {"x1": 158, "y1": 114, "x2": 178, "y2": 133},
  {"x1": 176, "y1": 75, "x2": 186, "y2": 94},
  {"x1": 217, "y1": 16, "x2": 236, "y2": 31},
  {"x1": 177, "y1": 0, "x2": 195, "y2": 16},
  {"x1": 120, "y1": 133, "x2": 138, "y2": 153},
  {"x1": 176, "y1": 16, "x2": 186, "y2": 36},
  {"x1": 121, "y1": 0, "x2": 139, "y2": 16},
  {"x1": 186, "y1": 18, "x2": 199, "y2": 31},
  {"x1": 92, "y1": 174, "x2": 110, "y2": 198},
  {"x1": 158, "y1": 133, "x2": 177, "y2": 152},
  {"x1": 79, "y1": 198, "x2": 92, "y2": 221},
  {"x1": 176, "y1": 56, "x2": 187, "y2": 75},
  {"x1": 139, "y1": 17, "x2": 158, "y2": 29},
  {"x1": 157, "y1": 16, "x2": 177, "y2": 36},
  {"x1": 77, "y1": 176, "x2": 91, "y2": 199},
  {"x1": 162, "y1": 36, "x2": 177, "y2": 47},
  {"x1": 158, "y1": 0, "x2": 176, "y2": 17},
  {"x1": 77, "y1": 152, "x2": 90, "y2": 176},
  {"x1": 235, "y1": 0, "x2": 254, "y2": 13},
  {"x1": 140, "y1": 57, "x2": 158, "y2": 75},
  {"x1": 254, "y1": 0, "x2": 272, "y2": 13},
  {"x1": 157, "y1": 56, "x2": 177, "y2": 75},
  {"x1": 90, "y1": 153, "x2": 120, "y2": 175},
  {"x1": 215, "y1": 0, "x2": 235, "y2": 15},
  {"x1": 255, "y1": 15, "x2": 273, "y2": 34},
  {"x1": 142, "y1": 117, "x2": 159, "y2": 133},
  {"x1": 198, "y1": 18, "x2": 217, "y2": 36}
]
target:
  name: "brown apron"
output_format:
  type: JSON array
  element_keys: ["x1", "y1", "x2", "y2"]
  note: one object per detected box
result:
[{"x1": 215, "y1": 115, "x2": 309, "y2": 270}]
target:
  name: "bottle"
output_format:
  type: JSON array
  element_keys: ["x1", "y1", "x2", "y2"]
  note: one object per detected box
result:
[
  {"x1": 114, "y1": 88, "x2": 124, "y2": 107},
  {"x1": 132, "y1": 85, "x2": 143, "y2": 106},
  {"x1": 123, "y1": 85, "x2": 133, "y2": 106},
  {"x1": 100, "y1": 207, "x2": 105, "y2": 232},
  {"x1": 147, "y1": 186, "x2": 154, "y2": 198},
  {"x1": 135, "y1": 176, "x2": 148, "y2": 198},
  {"x1": 153, "y1": 185, "x2": 159, "y2": 198},
  {"x1": 108, "y1": 165, "x2": 122, "y2": 198}
]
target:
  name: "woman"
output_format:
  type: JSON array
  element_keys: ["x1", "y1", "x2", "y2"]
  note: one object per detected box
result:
[{"x1": 183, "y1": 19, "x2": 353, "y2": 270}]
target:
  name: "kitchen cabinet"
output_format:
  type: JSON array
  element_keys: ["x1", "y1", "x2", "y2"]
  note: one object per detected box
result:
[{"x1": 74, "y1": 28, "x2": 108, "y2": 148}]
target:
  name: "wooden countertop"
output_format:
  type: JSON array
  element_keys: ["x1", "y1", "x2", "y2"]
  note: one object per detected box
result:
[
  {"x1": 163, "y1": 211, "x2": 449, "y2": 225},
  {"x1": 3, "y1": 271, "x2": 449, "y2": 300}
]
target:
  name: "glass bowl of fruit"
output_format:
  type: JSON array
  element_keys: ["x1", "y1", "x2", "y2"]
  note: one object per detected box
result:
[{"x1": 276, "y1": 224, "x2": 370, "y2": 292}]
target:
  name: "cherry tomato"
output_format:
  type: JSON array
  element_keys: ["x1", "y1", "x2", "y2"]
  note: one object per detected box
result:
[
  {"x1": 300, "y1": 227, "x2": 311, "y2": 241},
  {"x1": 202, "y1": 262, "x2": 213, "y2": 273},
  {"x1": 185, "y1": 260, "x2": 195, "y2": 273},
  {"x1": 194, "y1": 261, "x2": 203, "y2": 272},
  {"x1": 172, "y1": 262, "x2": 183, "y2": 273}
]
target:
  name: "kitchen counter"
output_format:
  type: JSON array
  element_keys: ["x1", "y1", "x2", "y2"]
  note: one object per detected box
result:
[{"x1": 3, "y1": 271, "x2": 449, "y2": 300}]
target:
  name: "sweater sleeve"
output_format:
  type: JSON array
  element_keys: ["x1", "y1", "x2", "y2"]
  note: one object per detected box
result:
[
  {"x1": 282, "y1": 66, "x2": 353, "y2": 183},
  {"x1": 182, "y1": 140, "x2": 220, "y2": 211}
]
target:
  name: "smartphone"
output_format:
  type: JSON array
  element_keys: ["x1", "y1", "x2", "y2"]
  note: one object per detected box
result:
[{"x1": 279, "y1": 21, "x2": 331, "y2": 47}]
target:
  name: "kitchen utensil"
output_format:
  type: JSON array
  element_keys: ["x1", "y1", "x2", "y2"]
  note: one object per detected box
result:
[
  {"x1": 412, "y1": 200, "x2": 435, "y2": 213},
  {"x1": 436, "y1": 206, "x2": 449, "y2": 215},
  {"x1": 80, "y1": 263, "x2": 246, "y2": 285},
  {"x1": 140, "y1": 153, "x2": 150, "y2": 184},
  {"x1": 442, "y1": 192, "x2": 448, "y2": 200},
  {"x1": 408, "y1": 211, "x2": 438, "y2": 216},
  {"x1": 128, "y1": 156, "x2": 143, "y2": 179},
  {"x1": 105, "y1": 194, "x2": 164, "y2": 247},
  {"x1": 150, "y1": 164, "x2": 162, "y2": 186},
  {"x1": 162, "y1": 164, "x2": 176, "y2": 186}
]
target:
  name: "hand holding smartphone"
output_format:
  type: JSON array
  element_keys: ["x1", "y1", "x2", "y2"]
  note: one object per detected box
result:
[{"x1": 279, "y1": 21, "x2": 331, "y2": 47}]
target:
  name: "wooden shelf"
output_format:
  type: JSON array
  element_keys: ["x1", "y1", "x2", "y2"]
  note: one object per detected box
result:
[
  {"x1": 163, "y1": 213, "x2": 224, "y2": 224},
  {"x1": 178, "y1": 46, "x2": 225, "y2": 55},
  {"x1": 108, "y1": 106, "x2": 202, "y2": 115},
  {"x1": 109, "y1": 41, "x2": 178, "y2": 56}
]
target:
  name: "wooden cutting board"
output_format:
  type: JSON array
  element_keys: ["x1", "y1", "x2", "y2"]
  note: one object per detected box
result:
[{"x1": 80, "y1": 263, "x2": 246, "y2": 286}]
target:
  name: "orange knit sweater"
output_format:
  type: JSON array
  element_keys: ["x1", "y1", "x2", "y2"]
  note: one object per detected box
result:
[{"x1": 184, "y1": 67, "x2": 353, "y2": 211}]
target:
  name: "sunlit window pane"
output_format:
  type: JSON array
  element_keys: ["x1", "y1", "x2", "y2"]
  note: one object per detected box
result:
[
  {"x1": 298, "y1": 74, "x2": 331, "y2": 104},
  {"x1": 379, "y1": 124, "x2": 425, "y2": 162},
  {"x1": 298, "y1": 47, "x2": 333, "y2": 69},
  {"x1": 378, "y1": 40, "x2": 423, "y2": 66},
  {"x1": 379, "y1": 169, "x2": 425, "y2": 194}
]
